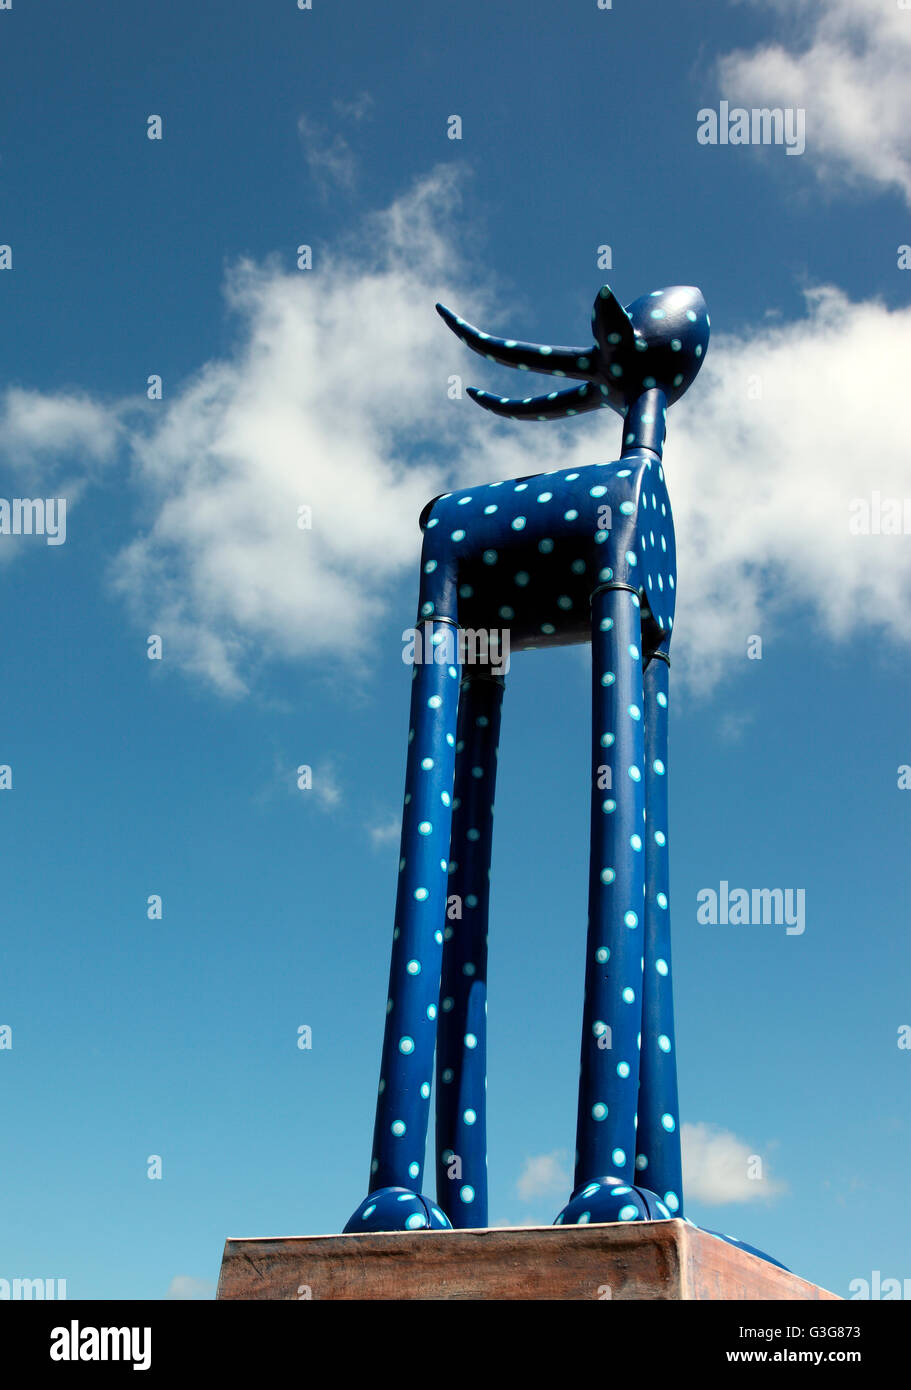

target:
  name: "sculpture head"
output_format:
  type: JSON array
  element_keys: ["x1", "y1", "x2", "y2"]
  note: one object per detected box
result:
[
  {"x1": 593, "y1": 284, "x2": 710, "y2": 408},
  {"x1": 436, "y1": 282, "x2": 710, "y2": 430}
]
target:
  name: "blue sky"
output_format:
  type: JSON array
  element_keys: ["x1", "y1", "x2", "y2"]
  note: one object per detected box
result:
[{"x1": 2, "y1": 0, "x2": 910, "y2": 1300}]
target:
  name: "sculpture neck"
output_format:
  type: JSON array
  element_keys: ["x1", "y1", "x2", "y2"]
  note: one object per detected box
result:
[{"x1": 620, "y1": 388, "x2": 667, "y2": 461}]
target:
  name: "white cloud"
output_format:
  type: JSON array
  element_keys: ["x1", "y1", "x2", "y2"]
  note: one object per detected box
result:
[
  {"x1": 108, "y1": 166, "x2": 499, "y2": 697},
  {"x1": 332, "y1": 92, "x2": 373, "y2": 123},
  {"x1": 165, "y1": 1274, "x2": 214, "y2": 1300},
  {"x1": 718, "y1": 711, "x2": 755, "y2": 744},
  {"x1": 313, "y1": 762, "x2": 342, "y2": 810},
  {"x1": 717, "y1": 0, "x2": 911, "y2": 204},
  {"x1": 515, "y1": 1129, "x2": 785, "y2": 1210},
  {"x1": 297, "y1": 115, "x2": 358, "y2": 195},
  {"x1": 1, "y1": 388, "x2": 119, "y2": 474},
  {"x1": 3, "y1": 171, "x2": 910, "y2": 703},
  {"x1": 252, "y1": 754, "x2": 344, "y2": 810},
  {"x1": 682, "y1": 1121, "x2": 786, "y2": 1205},
  {"x1": 516, "y1": 1150, "x2": 571, "y2": 1201},
  {"x1": 369, "y1": 817, "x2": 401, "y2": 848},
  {"x1": 0, "y1": 387, "x2": 122, "y2": 565},
  {"x1": 298, "y1": 92, "x2": 374, "y2": 195},
  {"x1": 667, "y1": 285, "x2": 911, "y2": 691}
]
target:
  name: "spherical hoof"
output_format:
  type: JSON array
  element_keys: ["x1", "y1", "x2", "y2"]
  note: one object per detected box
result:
[
  {"x1": 343, "y1": 1187, "x2": 452, "y2": 1234},
  {"x1": 555, "y1": 1178, "x2": 672, "y2": 1226}
]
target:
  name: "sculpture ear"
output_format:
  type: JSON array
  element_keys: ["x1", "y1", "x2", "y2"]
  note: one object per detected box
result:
[
  {"x1": 466, "y1": 382, "x2": 612, "y2": 421},
  {"x1": 591, "y1": 285, "x2": 635, "y2": 359},
  {"x1": 436, "y1": 303, "x2": 596, "y2": 382}
]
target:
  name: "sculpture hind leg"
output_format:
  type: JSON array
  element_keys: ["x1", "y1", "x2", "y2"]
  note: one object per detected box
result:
[
  {"x1": 344, "y1": 620, "x2": 461, "y2": 1233},
  {"x1": 636, "y1": 649, "x2": 683, "y2": 1216},
  {"x1": 435, "y1": 668, "x2": 504, "y2": 1228}
]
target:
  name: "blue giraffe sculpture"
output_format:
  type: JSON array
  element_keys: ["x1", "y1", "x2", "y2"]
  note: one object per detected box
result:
[{"x1": 344, "y1": 282, "x2": 784, "y2": 1270}]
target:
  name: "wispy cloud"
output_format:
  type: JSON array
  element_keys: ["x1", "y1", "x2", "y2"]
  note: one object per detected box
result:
[
  {"x1": 297, "y1": 92, "x2": 374, "y2": 196},
  {"x1": 107, "y1": 165, "x2": 485, "y2": 697},
  {"x1": 312, "y1": 762, "x2": 343, "y2": 810},
  {"x1": 297, "y1": 114, "x2": 358, "y2": 195},
  {"x1": 252, "y1": 752, "x2": 344, "y2": 812},
  {"x1": 332, "y1": 92, "x2": 373, "y2": 123},
  {"x1": 516, "y1": 1149, "x2": 571, "y2": 1201},
  {"x1": 1, "y1": 388, "x2": 120, "y2": 475},
  {"x1": 4, "y1": 171, "x2": 911, "y2": 701},
  {"x1": 718, "y1": 712, "x2": 756, "y2": 744},
  {"x1": 0, "y1": 388, "x2": 121, "y2": 566},
  {"x1": 368, "y1": 817, "x2": 401, "y2": 848},
  {"x1": 716, "y1": 0, "x2": 911, "y2": 204},
  {"x1": 110, "y1": 259, "x2": 911, "y2": 698},
  {"x1": 165, "y1": 1274, "x2": 214, "y2": 1300},
  {"x1": 682, "y1": 1121, "x2": 787, "y2": 1205},
  {"x1": 667, "y1": 285, "x2": 911, "y2": 691}
]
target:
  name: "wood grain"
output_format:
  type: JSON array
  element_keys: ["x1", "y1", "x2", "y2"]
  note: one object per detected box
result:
[{"x1": 215, "y1": 1220, "x2": 840, "y2": 1301}]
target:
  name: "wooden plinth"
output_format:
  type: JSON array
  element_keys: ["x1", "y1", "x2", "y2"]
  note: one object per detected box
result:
[{"x1": 216, "y1": 1220, "x2": 839, "y2": 1301}]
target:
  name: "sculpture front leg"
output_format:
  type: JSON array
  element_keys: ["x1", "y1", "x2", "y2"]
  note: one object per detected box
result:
[
  {"x1": 435, "y1": 668, "x2": 504, "y2": 1228},
  {"x1": 557, "y1": 582, "x2": 662, "y2": 1224},
  {"x1": 344, "y1": 620, "x2": 461, "y2": 1233}
]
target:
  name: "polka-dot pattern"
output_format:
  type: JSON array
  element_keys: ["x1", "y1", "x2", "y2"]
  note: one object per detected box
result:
[
  {"x1": 346, "y1": 282, "x2": 699, "y2": 1237},
  {"x1": 636, "y1": 655, "x2": 682, "y2": 1215},
  {"x1": 554, "y1": 1176, "x2": 677, "y2": 1230},
  {"x1": 360, "y1": 619, "x2": 460, "y2": 1208},
  {"x1": 343, "y1": 1187, "x2": 453, "y2": 1235},
  {"x1": 434, "y1": 670, "x2": 502, "y2": 1227},
  {"x1": 574, "y1": 585, "x2": 650, "y2": 1191}
]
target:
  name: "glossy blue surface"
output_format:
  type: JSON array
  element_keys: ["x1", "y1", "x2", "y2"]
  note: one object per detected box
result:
[{"x1": 344, "y1": 284, "x2": 782, "y2": 1270}]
